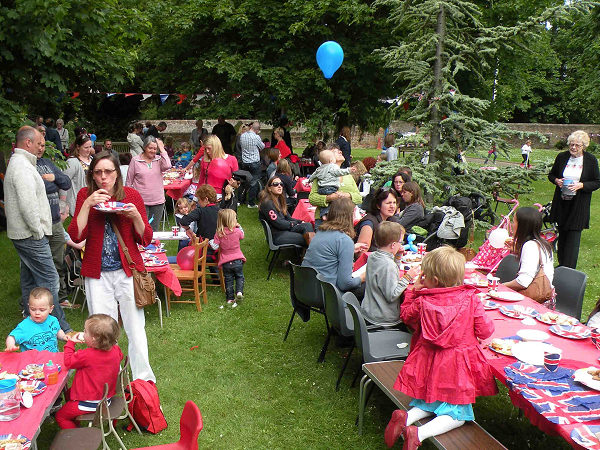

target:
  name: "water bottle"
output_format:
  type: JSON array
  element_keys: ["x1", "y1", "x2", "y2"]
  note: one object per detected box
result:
[
  {"x1": 44, "y1": 360, "x2": 59, "y2": 385},
  {"x1": 0, "y1": 379, "x2": 21, "y2": 421}
]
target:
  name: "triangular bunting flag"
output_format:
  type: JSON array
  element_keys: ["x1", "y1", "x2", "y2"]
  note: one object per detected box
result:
[
  {"x1": 107, "y1": 93, "x2": 116, "y2": 97},
  {"x1": 160, "y1": 94, "x2": 169, "y2": 104},
  {"x1": 195, "y1": 94, "x2": 206, "y2": 101},
  {"x1": 124, "y1": 93, "x2": 137, "y2": 97},
  {"x1": 177, "y1": 94, "x2": 187, "y2": 104},
  {"x1": 142, "y1": 94, "x2": 152, "y2": 101},
  {"x1": 71, "y1": 92, "x2": 80, "y2": 99}
]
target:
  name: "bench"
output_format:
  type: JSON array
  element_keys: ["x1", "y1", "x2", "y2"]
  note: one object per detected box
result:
[
  {"x1": 111, "y1": 142, "x2": 131, "y2": 153},
  {"x1": 358, "y1": 361, "x2": 507, "y2": 450}
]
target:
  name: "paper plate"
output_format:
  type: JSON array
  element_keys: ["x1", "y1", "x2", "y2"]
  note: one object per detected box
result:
[
  {"x1": 516, "y1": 329, "x2": 550, "y2": 342},
  {"x1": 511, "y1": 341, "x2": 560, "y2": 365},
  {"x1": 145, "y1": 260, "x2": 168, "y2": 267},
  {"x1": 499, "y1": 305, "x2": 539, "y2": 319},
  {"x1": 18, "y1": 379, "x2": 47, "y2": 396},
  {"x1": 483, "y1": 300, "x2": 500, "y2": 310},
  {"x1": 487, "y1": 339, "x2": 518, "y2": 357},
  {"x1": 536, "y1": 312, "x2": 578, "y2": 326},
  {"x1": 549, "y1": 325, "x2": 591, "y2": 340},
  {"x1": 0, "y1": 434, "x2": 31, "y2": 450},
  {"x1": 93, "y1": 201, "x2": 129, "y2": 212},
  {"x1": 488, "y1": 291, "x2": 525, "y2": 302},
  {"x1": 571, "y1": 425, "x2": 600, "y2": 450},
  {"x1": 574, "y1": 368, "x2": 600, "y2": 392}
]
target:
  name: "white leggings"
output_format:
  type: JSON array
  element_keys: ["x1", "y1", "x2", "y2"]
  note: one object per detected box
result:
[
  {"x1": 85, "y1": 270, "x2": 156, "y2": 382},
  {"x1": 406, "y1": 407, "x2": 465, "y2": 442}
]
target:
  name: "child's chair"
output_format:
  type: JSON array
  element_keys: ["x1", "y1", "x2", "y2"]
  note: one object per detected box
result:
[{"x1": 131, "y1": 401, "x2": 203, "y2": 450}]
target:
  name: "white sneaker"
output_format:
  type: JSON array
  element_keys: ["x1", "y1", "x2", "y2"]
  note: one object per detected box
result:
[
  {"x1": 236, "y1": 292, "x2": 244, "y2": 302},
  {"x1": 247, "y1": 204, "x2": 258, "y2": 209},
  {"x1": 231, "y1": 302, "x2": 238, "y2": 308}
]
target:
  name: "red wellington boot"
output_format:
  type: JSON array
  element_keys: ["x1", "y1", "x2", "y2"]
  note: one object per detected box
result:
[
  {"x1": 402, "y1": 425, "x2": 422, "y2": 450},
  {"x1": 384, "y1": 409, "x2": 409, "y2": 448}
]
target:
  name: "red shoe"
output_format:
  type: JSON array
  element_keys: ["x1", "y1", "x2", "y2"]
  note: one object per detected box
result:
[
  {"x1": 402, "y1": 425, "x2": 421, "y2": 450},
  {"x1": 384, "y1": 409, "x2": 408, "y2": 448}
]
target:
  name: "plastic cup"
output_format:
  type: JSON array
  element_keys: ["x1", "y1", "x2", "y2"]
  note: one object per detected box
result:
[
  {"x1": 417, "y1": 243, "x2": 427, "y2": 256},
  {"x1": 561, "y1": 179, "x2": 575, "y2": 200},
  {"x1": 544, "y1": 350, "x2": 562, "y2": 372},
  {"x1": 171, "y1": 226, "x2": 179, "y2": 237},
  {"x1": 487, "y1": 276, "x2": 500, "y2": 292},
  {"x1": 591, "y1": 329, "x2": 600, "y2": 350}
]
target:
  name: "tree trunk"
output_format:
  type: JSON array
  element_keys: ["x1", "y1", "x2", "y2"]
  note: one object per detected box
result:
[{"x1": 429, "y1": 3, "x2": 445, "y2": 165}]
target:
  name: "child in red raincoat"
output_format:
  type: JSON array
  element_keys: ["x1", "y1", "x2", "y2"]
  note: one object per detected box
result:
[{"x1": 384, "y1": 246, "x2": 498, "y2": 450}]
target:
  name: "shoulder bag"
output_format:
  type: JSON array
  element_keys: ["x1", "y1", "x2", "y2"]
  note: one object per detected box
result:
[
  {"x1": 110, "y1": 219, "x2": 156, "y2": 308},
  {"x1": 520, "y1": 244, "x2": 554, "y2": 304}
]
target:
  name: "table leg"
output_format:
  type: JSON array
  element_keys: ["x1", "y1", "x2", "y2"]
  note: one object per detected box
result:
[
  {"x1": 358, "y1": 374, "x2": 372, "y2": 435},
  {"x1": 157, "y1": 293, "x2": 163, "y2": 328},
  {"x1": 164, "y1": 285, "x2": 170, "y2": 317}
]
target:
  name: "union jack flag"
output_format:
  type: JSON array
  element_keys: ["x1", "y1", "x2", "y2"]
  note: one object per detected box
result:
[
  {"x1": 505, "y1": 363, "x2": 600, "y2": 425},
  {"x1": 571, "y1": 424, "x2": 600, "y2": 449}
]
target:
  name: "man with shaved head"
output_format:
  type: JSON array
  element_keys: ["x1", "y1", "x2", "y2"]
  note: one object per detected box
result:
[{"x1": 5, "y1": 126, "x2": 71, "y2": 332}]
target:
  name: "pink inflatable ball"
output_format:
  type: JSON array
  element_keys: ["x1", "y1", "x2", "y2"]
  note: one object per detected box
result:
[{"x1": 176, "y1": 246, "x2": 196, "y2": 270}]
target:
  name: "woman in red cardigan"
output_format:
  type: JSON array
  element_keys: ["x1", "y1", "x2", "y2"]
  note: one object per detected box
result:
[{"x1": 68, "y1": 151, "x2": 156, "y2": 382}]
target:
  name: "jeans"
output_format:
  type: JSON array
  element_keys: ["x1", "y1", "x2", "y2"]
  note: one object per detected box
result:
[
  {"x1": 12, "y1": 236, "x2": 71, "y2": 332},
  {"x1": 241, "y1": 161, "x2": 262, "y2": 206},
  {"x1": 48, "y1": 222, "x2": 68, "y2": 300},
  {"x1": 223, "y1": 259, "x2": 245, "y2": 301}
]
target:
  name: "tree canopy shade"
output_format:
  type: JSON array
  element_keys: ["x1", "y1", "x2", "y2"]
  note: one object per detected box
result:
[
  {"x1": 0, "y1": 0, "x2": 147, "y2": 147},
  {"x1": 136, "y1": 0, "x2": 400, "y2": 137}
]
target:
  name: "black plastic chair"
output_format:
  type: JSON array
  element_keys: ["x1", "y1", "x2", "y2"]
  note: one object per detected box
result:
[
  {"x1": 284, "y1": 263, "x2": 328, "y2": 341},
  {"x1": 495, "y1": 254, "x2": 519, "y2": 283},
  {"x1": 554, "y1": 266, "x2": 587, "y2": 320},
  {"x1": 260, "y1": 219, "x2": 303, "y2": 280}
]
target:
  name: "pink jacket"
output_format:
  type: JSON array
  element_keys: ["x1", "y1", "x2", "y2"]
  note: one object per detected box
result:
[
  {"x1": 394, "y1": 285, "x2": 498, "y2": 404},
  {"x1": 126, "y1": 151, "x2": 171, "y2": 205},
  {"x1": 214, "y1": 226, "x2": 245, "y2": 267}
]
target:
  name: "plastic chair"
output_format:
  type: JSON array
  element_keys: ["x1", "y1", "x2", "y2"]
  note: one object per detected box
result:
[
  {"x1": 65, "y1": 250, "x2": 87, "y2": 310},
  {"x1": 495, "y1": 254, "x2": 519, "y2": 283},
  {"x1": 554, "y1": 266, "x2": 587, "y2": 320},
  {"x1": 167, "y1": 239, "x2": 209, "y2": 311},
  {"x1": 260, "y1": 219, "x2": 303, "y2": 280},
  {"x1": 284, "y1": 263, "x2": 328, "y2": 342},
  {"x1": 49, "y1": 426, "x2": 103, "y2": 450},
  {"x1": 316, "y1": 274, "x2": 355, "y2": 390},
  {"x1": 131, "y1": 401, "x2": 203, "y2": 450}
]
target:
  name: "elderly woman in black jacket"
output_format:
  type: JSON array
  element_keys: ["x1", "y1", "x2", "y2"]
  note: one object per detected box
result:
[{"x1": 548, "y1": 130, "x2": 600, "y2": 269}]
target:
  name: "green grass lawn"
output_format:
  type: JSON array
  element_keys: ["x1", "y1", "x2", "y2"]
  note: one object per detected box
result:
[{"x1": 1, "y1": 154, "x2": 597, "y2": 449}]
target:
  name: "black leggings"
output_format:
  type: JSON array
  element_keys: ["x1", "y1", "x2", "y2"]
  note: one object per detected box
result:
[{"x1": 272, "y1": 222, "x2": 314, "y2": 247}]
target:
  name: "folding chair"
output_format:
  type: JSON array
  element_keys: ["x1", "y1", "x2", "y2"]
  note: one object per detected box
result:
[
  {"x1": 65, "y1": 250, "x2": 86, "y2": 310},
  {"x1": 77, "y1": 383, "x2": 126, "y2": 450}
]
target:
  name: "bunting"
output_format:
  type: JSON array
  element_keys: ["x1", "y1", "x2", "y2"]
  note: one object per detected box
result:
[{"x1": 159, "y1": 94, "x2": 169, "y2": 104}]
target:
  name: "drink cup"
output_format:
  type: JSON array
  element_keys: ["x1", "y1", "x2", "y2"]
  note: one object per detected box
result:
[
  {"x1": 171, "y1": 226, "x2": 179, "y2": 237},
  {"x1": 591, "y1": 329, "x2": 600, "y2": 350},
  {"x1": 487, "y1": 276, "x2": 500, "y2": 292},
  {"x1": 561, "y1": 179, "x2": 575, "y2": 200},
  {"x1": 543, "y1": 350, "x2": 562, "y2": 372},
  {"x1": 417, "y1": 243, "x2": 427, "y2": 255}
]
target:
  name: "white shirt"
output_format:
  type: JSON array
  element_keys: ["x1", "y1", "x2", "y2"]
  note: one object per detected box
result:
[
  {"x1": 515, "y1": 240, "x2": 554, "y2": 288},
  {"x1": 562, "y1": 155, "x2": 584, "y2": 183},
  {"x1": 521, "y1": 144, "x2": 532, "y2": 155}
]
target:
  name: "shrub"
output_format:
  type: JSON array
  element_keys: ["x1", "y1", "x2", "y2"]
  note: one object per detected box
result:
[{"x1": 554, "y1": 139, "x2": 567, "y2": 150}]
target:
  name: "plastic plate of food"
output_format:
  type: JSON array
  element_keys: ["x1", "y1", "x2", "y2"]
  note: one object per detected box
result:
[
  {"x1": 574, "y1": 367, "x2": 600, "y2": 392},
  {"x1": 488, "y1": 338, "x2": 518, "y2": 356},
  {"x1": 499, "y1": 305, "x2": 539, "y2": 319},
  {"x1": 145, "y1": 260, "x2": 168, "y2": 267},
  {"x1": 464, "y1": 278, "x2": 487, "y2": 287},
  {"x1": 18, "y1": 363, "x2": 61, "y2": 380},
  {"x1": 93, "y1": 202, "x2": 130, "y2": 213},
  {"x1": 549, "y1": 325, "x2": 592, "y2": 340},
  {"x1": 571, "y1": 424, "x2": 600, "y2": 450},
  {"x1": 0, "y1": 434, "x2": 31, "y2": 450},
  {"x1": 17, "y1": 379, "x2": 47, "y2": 396},
  {"x1": 536, "y1": 311, "x2": 579, "y2": 326},
  {"x1": 401, "y1": 253, "x2": 422, "y2": 263},
  {"x1": 488, "y1": 291, "x2": 525, "y2": 302}
]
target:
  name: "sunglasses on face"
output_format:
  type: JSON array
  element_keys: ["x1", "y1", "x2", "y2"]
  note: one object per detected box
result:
[{"x1": 270, "y1": 182, "x2": 283, "y2": 187}]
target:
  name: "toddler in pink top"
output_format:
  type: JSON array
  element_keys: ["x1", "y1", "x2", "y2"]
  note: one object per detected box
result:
[
  {"x1": 210, "y1": 209, "x2": 246, "y2": 307},
  {"x1": 384, "y1": 246, "x2": 497, "y2": 450}
]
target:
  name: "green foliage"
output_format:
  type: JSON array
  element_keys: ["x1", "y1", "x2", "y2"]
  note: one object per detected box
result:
[
  {"x1": 42, "y1": 141, "x2": 67, "y2": 169},
  {"x1": 554, "y1": 139, "x2": 568, "y2": 150}
]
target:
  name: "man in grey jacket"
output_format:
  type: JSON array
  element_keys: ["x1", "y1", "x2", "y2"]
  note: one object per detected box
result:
[{"x1": 5, "y1": 126, "x2": 71, "y2": 331}]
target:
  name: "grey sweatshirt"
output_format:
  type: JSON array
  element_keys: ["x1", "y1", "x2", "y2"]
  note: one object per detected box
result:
[{"x1": 361, "y1": 250, "x2": 411, "y2": 325}]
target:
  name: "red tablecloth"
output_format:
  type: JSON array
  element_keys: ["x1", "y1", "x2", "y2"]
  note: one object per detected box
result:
[
  {"x1": 353, "y1": 252, "x2": 372, "y2": 272},
  {"x1": 403, "y1": 274, "x2": 598, "y2": 450},
  {"x1": 292, "y1": 199, "x2": 316, "y2": 226},
  {"x1": 145, "y1": 252, "x2": 182, "y2": 296},
  {"x1": 294, "y1": 178, "x2": 312, "y2": 193},
  {"x1": 0, "y1": 351, "x2": 68, "y2": 442},
  {"x1": 164, "y1": 179, "x2": 192, "y2": 200}
]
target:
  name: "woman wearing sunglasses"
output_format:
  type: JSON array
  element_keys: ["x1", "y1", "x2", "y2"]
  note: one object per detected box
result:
[
  {"x1": 68, "y1": 151, "x2": 155, "y2": 383},
  {"x1": 259, "y1": 177, "x2": 314, "y2": 247}
]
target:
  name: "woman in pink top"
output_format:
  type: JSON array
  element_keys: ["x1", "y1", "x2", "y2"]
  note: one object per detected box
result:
[
  {"x1": 125, "y1": 136, "x2": 171, "y2": 231},
  {"x1": 197, "y1": 136, "x2": 239, "y2": 199},
  {"x1": 210, "y1": 209, "x2": 245, "y2": 307}
]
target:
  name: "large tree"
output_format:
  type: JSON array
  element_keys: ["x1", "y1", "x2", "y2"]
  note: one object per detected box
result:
[
  {"x1": 0, "y1": 0, "x2": 147, "y2": 148},
  {"x1": 136, "y1": 0, "x2": 401, "y2": 137}
]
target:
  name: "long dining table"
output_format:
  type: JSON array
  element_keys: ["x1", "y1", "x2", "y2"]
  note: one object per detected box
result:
[{"x1": 398, "y1": 267, "x2": 599, "y2": 450}]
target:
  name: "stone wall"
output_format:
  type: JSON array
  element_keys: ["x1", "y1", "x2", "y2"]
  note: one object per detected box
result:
[{"x1": 139, "y1": 119, "x2": 600, "y2": 150}]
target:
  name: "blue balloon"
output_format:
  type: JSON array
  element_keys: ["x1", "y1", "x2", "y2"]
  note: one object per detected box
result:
[
  {"x1": 316, "y1": 41, "x2": 344, "y2": 79},
  {"x1": 90, "y1": 133, "x2": 97, "y2": 141}
]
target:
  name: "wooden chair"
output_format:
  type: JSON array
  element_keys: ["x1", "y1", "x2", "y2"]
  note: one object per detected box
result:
[
  {"x1": 206, "y1": 249, "x2": 225, "y2": 293},
  {"x1": 167, "y1": 238, "x2": 209, "y2": 311}
]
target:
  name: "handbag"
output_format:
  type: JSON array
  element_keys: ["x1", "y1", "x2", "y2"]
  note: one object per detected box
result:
[
  {"x1": 520, "y1": 245, "x2": 554, "y2": 304},
  {"x1": 110, "y1": 219, "x2": 156, "y2": 308}
]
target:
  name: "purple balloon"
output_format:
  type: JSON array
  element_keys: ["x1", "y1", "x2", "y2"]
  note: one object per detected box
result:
[{"x1": 176, "y1": 246, "x2": 196, "y2": 270}]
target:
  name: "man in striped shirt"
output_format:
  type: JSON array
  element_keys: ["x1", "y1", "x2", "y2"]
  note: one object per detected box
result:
[{"x1": 239, "y1": 122, "x2": 265, "y2": 208}]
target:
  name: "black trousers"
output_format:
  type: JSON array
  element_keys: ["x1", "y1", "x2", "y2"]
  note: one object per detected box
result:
[
  {"x1": 557, "y1": 226, "x2": 582, "y2": 269},
  {"x1": 272, "y1": 222, "x2": 314, "y2": 247}
]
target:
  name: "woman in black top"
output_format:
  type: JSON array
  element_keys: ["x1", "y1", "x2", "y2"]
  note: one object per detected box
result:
[
  {"x1": 548, "y1": 130, "x2": 600, "y2": 268},
  {"x1": 335, "y1": 126, "x2": 352, "y2": 168},
  {"x1": 258, "y1": 177, "x2": 313, "y2": 247},
  {"x1": 274, "y1": 159, "x2": 297, "y2": 213}
]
